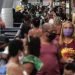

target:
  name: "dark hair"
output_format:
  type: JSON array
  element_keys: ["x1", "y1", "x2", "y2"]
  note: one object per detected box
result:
[
  {"x1": 27, "y1": 37, "x2": 40, "y2": 57},
  {"x1": 0, "y1": 34, "x2": 9, "y2": 44},
  {"x1": 24, "y1": 14, "x2": 31, "y2": 21},
  {"x1": 20, "y1": 24, "x2": 31, "y2": 38},
  {"x1": 32, "y1": 17, "x2": 40, "y2": 28},
  {"x1": 24, "y1": 62, "x2": 37, "y2": 75},
  {"x1": 31, "y1": 67, "x2": 37, "y2": 75},
  {"x1": 64, "y1": 63, "x2": 75, "y2": 72},
  {"x1": 8, "y1": 39, "x2": 24, "y2": 57}
]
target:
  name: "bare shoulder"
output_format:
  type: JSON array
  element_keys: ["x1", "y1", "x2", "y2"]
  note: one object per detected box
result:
[
  {"x1": 6, "y1": 63, "x2": 23, "y2": 75},
  {"x1": 38, "y1": 28, "x2": 42, "y2": 32},
  {"x1": 13, "y1": 65, "x2": 23, "y2": 75},
  {"x1": 28, "y1": 29, "x2": 34, "y2": 33}
]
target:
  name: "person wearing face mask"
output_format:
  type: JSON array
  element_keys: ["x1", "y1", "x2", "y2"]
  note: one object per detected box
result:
[
  {"x1": 35, "y1": 12, "x2": 40, "y2": 18},
  {"x1": 36, "y1": 23, "x2": 60, "y2": 75},
  {"x1": 48, "y1": 10, "x2": 56, "y2": 25},
  {"x1": 59, "y1": 21, "x2": 75, "y2": 74}
]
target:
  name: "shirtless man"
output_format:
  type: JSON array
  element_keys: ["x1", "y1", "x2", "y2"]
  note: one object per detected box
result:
[{"x1": 6, "y1": 39, "x2": 27, "y2": 75}]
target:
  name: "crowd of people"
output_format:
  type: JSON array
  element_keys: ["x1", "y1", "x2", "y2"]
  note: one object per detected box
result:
[{"x1": 0, "y1": 3, "x2": 75, "y2": 75}]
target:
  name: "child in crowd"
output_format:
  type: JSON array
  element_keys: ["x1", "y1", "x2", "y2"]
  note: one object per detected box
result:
[{"x1": 63, "y1": 62, "x2": 75, "y2": 75}]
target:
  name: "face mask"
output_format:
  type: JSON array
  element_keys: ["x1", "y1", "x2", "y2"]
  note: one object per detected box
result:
[
  {"x1": 49, "y1": 19, "x2": 54, "y2": 24},
  {"x1": 47, "y1": 31, "x2": 56, "y2": 42},
  {"x1": 36, "y1": 12, "x2": 40, "y2": 17},
  {"x1": 63, "y1": 29, "x2": 73, "y2": 37},
  {"x1": 18, "y1": 53, "x2": 24, "y2": 64},
  {"x1": 44, "y1": 13, "x2": 46, "y2": 16}
]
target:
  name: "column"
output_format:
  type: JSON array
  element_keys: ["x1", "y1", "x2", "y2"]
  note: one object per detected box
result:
[
  {"x1": 1, "y1": 0, "x2": 13, "y2": 28},
  {"x1": 0, "y1": 0, "x2": 4, "y2": 15}
]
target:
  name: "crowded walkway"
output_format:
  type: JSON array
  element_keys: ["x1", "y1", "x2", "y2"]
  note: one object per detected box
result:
[{"x1": 0, "y1": 0, "x2": 75, "y2": 75}]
